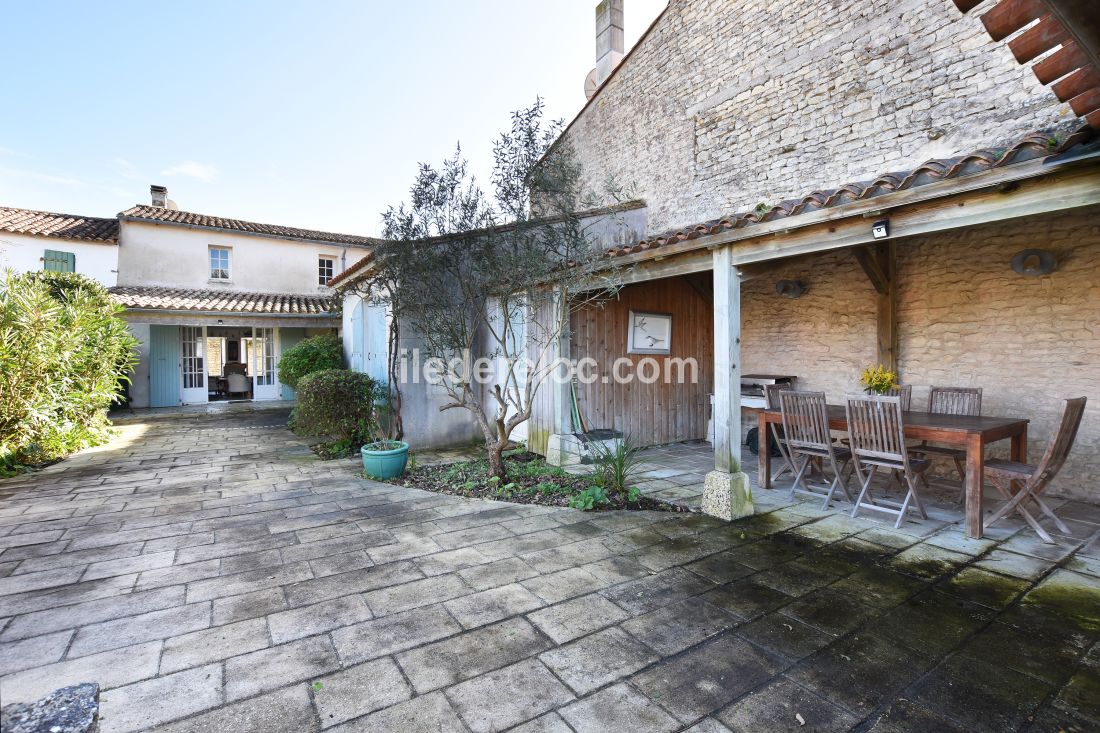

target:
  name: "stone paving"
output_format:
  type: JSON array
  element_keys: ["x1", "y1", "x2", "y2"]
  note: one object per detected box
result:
[{"x1": 1, "y1": 411, "x2": 1099, "y2": 732}]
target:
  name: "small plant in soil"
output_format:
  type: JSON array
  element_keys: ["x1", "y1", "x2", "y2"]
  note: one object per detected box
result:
[{"x1": 392, "y1": 452, "x2": 678, "y2": 512}]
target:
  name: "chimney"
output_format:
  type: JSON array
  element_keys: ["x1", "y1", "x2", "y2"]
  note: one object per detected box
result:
[
  {"x1": 150, "y1": 185, "x2": 168, "y2": 207},
  {"x1": 595, "y1": 0, "x2": 624, "y2": 88}
]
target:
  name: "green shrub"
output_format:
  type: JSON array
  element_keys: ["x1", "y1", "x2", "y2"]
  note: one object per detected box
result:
[
  {"x1": 569, "y1": 485, "x2": 608, "y2": 511},
  {"x1": 589, "y1": 437, "x2": 642, "y2": 499},
  {"x1": 290, "y1": 369, "x2": 379, "y2": 448},
  {"x1": 277, "y1": 333, "x2": 343, "y2": 390},
  {"x1": 0, "y1": 270, "x2": 138, "y2": 473}
]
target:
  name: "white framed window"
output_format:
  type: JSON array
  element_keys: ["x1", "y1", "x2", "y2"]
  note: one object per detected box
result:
[
  {"x1": 318, "y1": 255, "x2": 335, "y2": 285},
  {"x1": 209, "y1": 246, "x2": 231, "y2": 280}
]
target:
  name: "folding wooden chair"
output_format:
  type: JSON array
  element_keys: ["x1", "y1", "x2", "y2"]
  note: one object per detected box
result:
[
  {"x1": 764, "y1": 383, "x2": 796, "y2": 483},
  {"x1": 845, "y1": 394, "x2": 930, "y2": 529},
  {"x1": 886, "y1": 384, "x2": 913, "y2": 411},
  {"x1": 984, "y1": 397, "x2": 1087, "y2": 544},
  {"x1": 911, "y1": 386, "x2": 982, "y2": 499},
  {"x1": 778, "y1": 390, "x2": 853, "y2": 509}
]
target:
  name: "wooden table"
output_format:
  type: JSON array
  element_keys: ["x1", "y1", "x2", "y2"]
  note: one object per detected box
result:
[{"x1": 757, "y1": 406, "x2": 1029, "y2": 539}]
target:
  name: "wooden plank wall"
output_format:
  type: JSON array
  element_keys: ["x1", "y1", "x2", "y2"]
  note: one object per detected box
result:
[{"x1": 570, "y1": 276, "x2": 714, "y2": 447}]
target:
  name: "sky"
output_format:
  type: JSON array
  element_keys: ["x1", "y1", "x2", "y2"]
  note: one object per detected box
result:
[{"x1": 0, "y1": 1, "x2": 667, "y2": 237}]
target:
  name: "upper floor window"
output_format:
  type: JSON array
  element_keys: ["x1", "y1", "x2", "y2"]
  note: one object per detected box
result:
[
  {"x1": 43, "y1": 249, "x2": 75, "y2": 273},
  {"x1": 318, "y1": 256, "x2": 335, "y2": 285},
  {"x1": 209, "y1": 246, "x2": 231, "y2": 280}
]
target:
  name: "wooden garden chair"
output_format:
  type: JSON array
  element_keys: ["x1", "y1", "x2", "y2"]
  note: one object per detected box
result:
[
  {"x1": 911, "y1": 386, "x2": 982, "y2": 498},
  {"x1": 778, "y1": 390, "x2": 853, "y2": 509},
  {"x1": 845, "y1": 394, "x2": 931, "y2": 529},
  {"x1": 984, "y1": 397, "x2": 1087, "y2": 544},
  {"x1": 764, "y1": 383, "x2": 797, "y2": 482},
  {"x1": 886, "y1": 384, "x2": 912, "y2": 411}
]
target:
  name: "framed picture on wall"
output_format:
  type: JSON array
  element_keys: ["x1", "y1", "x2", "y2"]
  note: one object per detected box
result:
[{"x1": 627, "y1": 310, "x2": 672, "y2": 354}]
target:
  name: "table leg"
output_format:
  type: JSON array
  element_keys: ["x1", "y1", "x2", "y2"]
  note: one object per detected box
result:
[
  {"x1": 965, "y1": 434, "x2": 985, "y2": 539},
  {"x1": 759, "y1": 412, "x2": 772, "y2": 489},
  {"x1": 1010, "y1": 425, "x2": 1028, "y2": 496}
]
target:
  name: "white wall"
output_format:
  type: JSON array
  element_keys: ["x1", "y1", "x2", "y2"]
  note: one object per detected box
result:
[
  {"x1": 0, "y1": 231, "x2": 118, "y2": 285},
  {"x1": 117, "y1": 220, "x2": 365, "y2": 294},
  {"x1": 342, "y1": 292, "x2": 482, "y2": 449}
]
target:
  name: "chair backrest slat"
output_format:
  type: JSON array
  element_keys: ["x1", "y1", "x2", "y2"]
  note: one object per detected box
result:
[
  {"x1": 845, "y1": 394, "x2": 909, "y2": 469},
  {"x1": 764, "y1": 382, "x2": 793, "y2": 410},
  {"x1": 886, "y1": 384, "x2": 912, "y2": 412},
  {"x1": 928, "y1": 386, "x2": 982, "y2": 416},
  {"x1": 1031, "y1": 397, "x2": 1087, "y2": 491},
  {"x1": 779, "y1": 391, "x2": 831, "y2": 452}
]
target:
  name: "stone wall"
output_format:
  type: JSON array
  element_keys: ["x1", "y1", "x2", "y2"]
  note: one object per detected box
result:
[
  {"x1": 563, "y1": 0, "x2": 1070, "y2": 235},
  {"x1": 739, "y1": 206, "x2": 1100, "y2": 500}
]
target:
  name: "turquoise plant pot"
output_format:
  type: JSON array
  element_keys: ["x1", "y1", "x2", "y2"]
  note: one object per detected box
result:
[{"x1": 361, "y1": 441, "x2": 409, "y2": 480}]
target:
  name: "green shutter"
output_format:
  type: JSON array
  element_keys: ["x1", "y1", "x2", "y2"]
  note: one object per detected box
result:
[{"x1": 43, "y1": 249, "x2": 76, "y2": 272}]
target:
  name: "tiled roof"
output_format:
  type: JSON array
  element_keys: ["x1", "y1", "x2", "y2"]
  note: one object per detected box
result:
[
  {"x1": 0, "y1": 206, "x2": 119, "y2": 242},
  {"x1": 955, "y1": 0, "x2": 1100, "y2": 128},
  {"x1": 119, "y1": 205, "x2": 381, "y2": 247},
  {"x1": 603, "y1": 125, "x2": 1097, "y2": 258},
  {"x1": 326, "y1": 252, "x2": 374, "y2": 287},
  {"x1": 109, "y1": 286, "x2": 337, "y2": 315}
]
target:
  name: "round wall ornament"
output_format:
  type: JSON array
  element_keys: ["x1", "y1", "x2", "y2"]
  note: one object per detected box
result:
[{"x1": 1010, "y1": 249, "x2": 1056, "y2": 277}]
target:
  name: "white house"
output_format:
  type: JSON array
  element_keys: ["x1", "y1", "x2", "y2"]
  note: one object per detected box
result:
[
  {"x1": 2, "y1": 186, "x2": 380, "y2": 409},
  {"x1": 0, "y1": 206, "x2": 120, "y2": 285}
]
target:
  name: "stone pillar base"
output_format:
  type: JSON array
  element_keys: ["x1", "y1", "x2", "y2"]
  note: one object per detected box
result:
[{"x1": 702, "y1": 470, "x2": 754, "y2": 521}]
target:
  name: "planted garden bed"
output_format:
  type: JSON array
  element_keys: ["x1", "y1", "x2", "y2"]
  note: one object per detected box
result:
[{"x1": 390, "y1": 451, "x2": 681, "y2": 512}]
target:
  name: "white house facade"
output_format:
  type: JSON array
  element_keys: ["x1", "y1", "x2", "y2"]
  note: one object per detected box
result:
[
  {"x1": 0, "y1": 207, "x2": 120, "y2": 285},
  {"x1": 1, "y1": 186, "x2": 380, "y2": 409}
]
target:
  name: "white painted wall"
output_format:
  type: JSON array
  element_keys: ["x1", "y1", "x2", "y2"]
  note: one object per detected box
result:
[
  {"x1": 342, "y1": 291, "x2": 481, "y2": 449},
  {"x1": 117, "y1": 219, "x2": 365, "y2": 294},
  {"x1": 0, "y1": 231, "x2": 119, "y2": 285}
]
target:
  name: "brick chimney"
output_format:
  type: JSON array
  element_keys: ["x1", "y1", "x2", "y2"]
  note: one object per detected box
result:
[
  {"x1": 150, "y1": 185, "x2": 168, "y2": 207},
  {"x1": 595, "y1": 0, "x2": 624, "y2": 88}
]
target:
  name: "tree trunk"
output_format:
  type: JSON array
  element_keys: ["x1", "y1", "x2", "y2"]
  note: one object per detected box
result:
[{"x1": 487, "y1": 441, "x2": 507, "y2": 480}]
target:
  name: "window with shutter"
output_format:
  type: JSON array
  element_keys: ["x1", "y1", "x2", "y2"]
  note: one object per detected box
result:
[{"x1": 43, "y1": 249, "x2": 76, "y2": 272}]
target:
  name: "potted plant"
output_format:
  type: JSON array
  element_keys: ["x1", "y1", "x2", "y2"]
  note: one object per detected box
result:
[
  {"x1": 860, "y1": 364, "x2": 898, "y2": 395},
  {"x1": 361, "y1": 438, "x2": 409, "y2": 480}
]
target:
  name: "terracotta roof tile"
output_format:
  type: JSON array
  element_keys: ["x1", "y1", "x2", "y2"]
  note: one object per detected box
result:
[
  {"x1": 119, "y1": 205, "x2": 381, "y2": 247},
  {"x1": 108, "y1": 286, "x2": 336, "y2": 315},
  {"x1": 602, "y1": 125, "x2": 1096, "y2": 259},
  {"x1": 0, "y1": 206, "x2": 119, "y2": 242}
]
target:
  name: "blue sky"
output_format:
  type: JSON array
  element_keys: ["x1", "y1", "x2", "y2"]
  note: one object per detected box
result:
[{"x1": 0, "y1": 1, "x2": 666, "y2": 236}]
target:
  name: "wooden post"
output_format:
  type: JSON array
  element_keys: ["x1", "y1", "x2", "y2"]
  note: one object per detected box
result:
[
  {"x1": 712, "y1": 246, "x2": 742, "y2": 473},
  {"x1": 877, "y1": 241, "x2": 898, "y2": 374},
  {"x1": 853, "y1": 242, "x2": 897, "y2": 372}
]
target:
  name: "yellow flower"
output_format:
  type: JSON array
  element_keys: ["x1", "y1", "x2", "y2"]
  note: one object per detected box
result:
[{"x1": 860, "y1": 364, "x2": 898, "y2": 394}]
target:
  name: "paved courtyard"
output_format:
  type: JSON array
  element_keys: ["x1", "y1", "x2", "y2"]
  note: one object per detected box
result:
[{"x1": 1, "y1": 411, "x2": 1099, "y2": 732}]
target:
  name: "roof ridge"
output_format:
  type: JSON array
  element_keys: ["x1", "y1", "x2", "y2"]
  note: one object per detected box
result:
[
  {"x1": 0, "y1": 205, "x2": 117, "y2": 222},
  {"x1": 119, "y1": 204, "x2": 381, "y2": 246}
]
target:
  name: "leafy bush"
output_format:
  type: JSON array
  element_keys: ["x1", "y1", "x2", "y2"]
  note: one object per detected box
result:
[
  {"x1": 277, "y1": 333, "x2": 343, "y2": 390},
  {"x1": 290, "y1": 369, "x2": 379, "y2": 451},
  {"x1": 569, "y1": 485, "x2": 608, "y2": 511},
  {"x1": 589, "y1": 437, "x2": 642, "y2": 499},
  {"x1": 0, "y1": 270, "x2": 138, "y2": 473}
]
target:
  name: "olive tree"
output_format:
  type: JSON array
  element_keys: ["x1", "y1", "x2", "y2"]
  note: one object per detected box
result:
[{"x1": 349, "y1": 100, "x2": 625, "y2": 479}]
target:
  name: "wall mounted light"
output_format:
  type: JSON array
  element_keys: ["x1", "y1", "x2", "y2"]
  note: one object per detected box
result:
[
  {"x1": 775, "y1": 280, "x2": 807, "y2": 298},
  {"x1": 1011, "y1": 248, "x2": 1056, "y2": 277},
  {"x1": 871, "y1": 220, "x2": 890, "y2": 240}
]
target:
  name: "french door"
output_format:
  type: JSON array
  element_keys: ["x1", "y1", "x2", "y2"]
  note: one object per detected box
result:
[
  {"x1": 251, "y1": 327, "x2": 280, "y2": 400},
  {"x1": 180, "y1": 326, "x2": 208, "y2": 404}
]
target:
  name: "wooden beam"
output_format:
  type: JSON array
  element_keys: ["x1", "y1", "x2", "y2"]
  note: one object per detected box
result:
[
  {"x1": 725, "y1": 164, "x2": 1100, "y2": 266},
  {"x1": 712, "y1": 246, "x2": 741, "y2": 474},
  {"x1": 875, "y1": 242, "x2": 898, "y2": 373},
  {"x1": 851, "y1": 245, "x2": 890, "y2": 294}
]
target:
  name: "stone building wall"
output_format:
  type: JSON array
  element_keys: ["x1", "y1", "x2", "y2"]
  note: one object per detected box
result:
[
  {"x1": 563, "y1": 0, "x2": 1071, "y2": 235},
  {"x1": 740, "y1": 206, "x2": 1100, "y2": 500}
]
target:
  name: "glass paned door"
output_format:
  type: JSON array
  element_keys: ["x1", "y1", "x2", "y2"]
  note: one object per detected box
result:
[
  {"x1": 180, "y1": 326, "x2": 208, "y2": 404},
  {"x1": 252, "y1": 327, "x2": 279, "y2": 400}
]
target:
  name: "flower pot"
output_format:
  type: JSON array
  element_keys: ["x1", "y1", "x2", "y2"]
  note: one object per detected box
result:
[{"x1": 361, "y1": 441, "x2": 409, "y2": 480}]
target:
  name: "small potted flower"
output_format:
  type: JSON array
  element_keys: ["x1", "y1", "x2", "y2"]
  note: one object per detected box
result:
[{"x1": 860, "y1": 364, "x2": 898, "y2": 395}]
